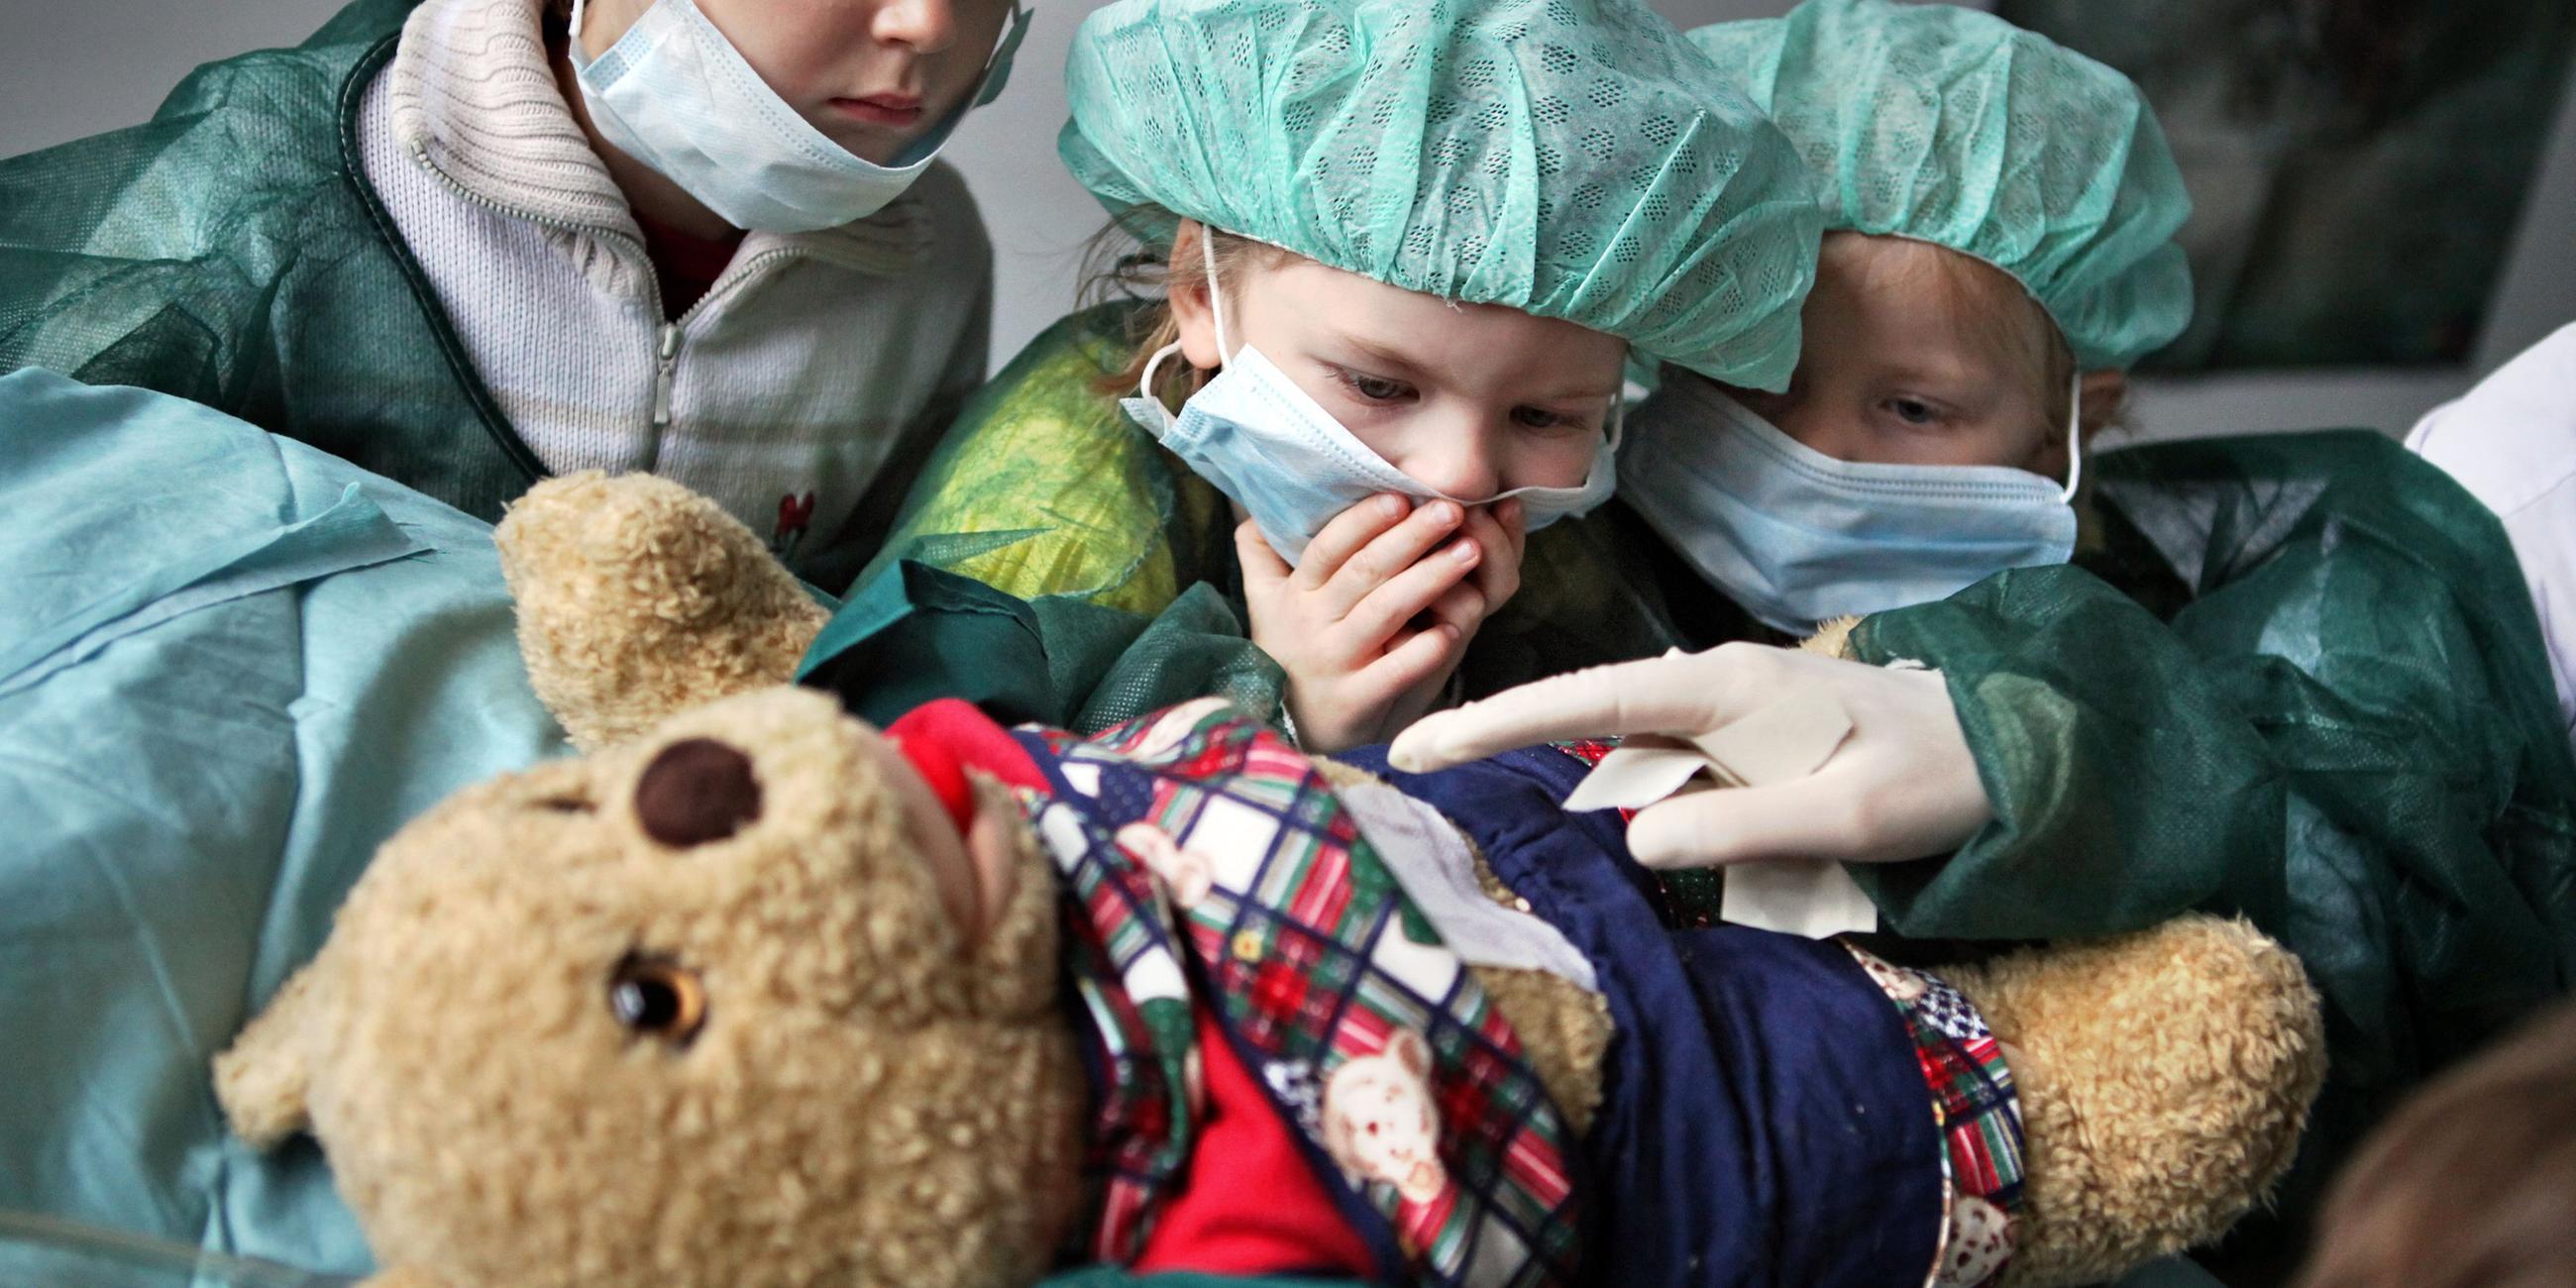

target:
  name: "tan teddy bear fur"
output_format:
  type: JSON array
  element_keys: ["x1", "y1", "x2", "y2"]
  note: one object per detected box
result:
[
  {"x1": 216, "y1": 687, "x2": 1083, "y2": 1288},
  {"x1": 216, "y1": 470, "x2": 2317, "y2": 1287},
  {"x1": 502, "y1": 471, "x2": 833, "y2": 751}
]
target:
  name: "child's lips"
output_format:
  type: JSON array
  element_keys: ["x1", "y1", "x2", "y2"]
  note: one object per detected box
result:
[{"x1": 828, "y1": 95, "x2": 924, "y2": 128}]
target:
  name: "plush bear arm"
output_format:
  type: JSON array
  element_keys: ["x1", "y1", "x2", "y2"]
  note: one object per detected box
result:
[
  {"x1": 1939, "y1": 914, "x2": 2324, "y2": 1287},
  {"x1": 212, "y1": 965, "x2": 325, "y2": 1149},
  {"x1": 496, "y1": 474, "x2": 830, "y2": 751},
  {"x1": 1801, "y1": 615, "x2": 1865, "y2": 660}
]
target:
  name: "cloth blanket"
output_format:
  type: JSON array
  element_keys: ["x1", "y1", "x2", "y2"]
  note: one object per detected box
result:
[{"x1": 0, "y1": 369, "x2": 568, "y2": 1273}]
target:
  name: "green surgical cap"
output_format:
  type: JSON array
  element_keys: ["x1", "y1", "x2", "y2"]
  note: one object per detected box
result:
[
  {"x1": 1060, "y1": 0, "x2": 1825, "y2": 390},
  {"x1": 1690, "y1": 0, "x2": 2195, "y2": 369}
]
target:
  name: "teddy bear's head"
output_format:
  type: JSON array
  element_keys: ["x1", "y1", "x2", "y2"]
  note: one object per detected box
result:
[{"x1": 216, "y1": 687, "x2": 1083, "y2": 1288}]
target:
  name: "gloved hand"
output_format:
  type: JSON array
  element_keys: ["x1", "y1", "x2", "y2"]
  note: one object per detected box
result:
[{"x1": 1387, "y1": 643, "x2": 1991, "y2": 868}]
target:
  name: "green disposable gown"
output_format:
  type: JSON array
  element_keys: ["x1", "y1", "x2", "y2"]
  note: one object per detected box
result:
[
  {"x1": 0, "y1": 0, "x2": 541, "y2": 519},
  {"x1": 807, "y1": 304, "x2": 2576, "y2": 1271}
]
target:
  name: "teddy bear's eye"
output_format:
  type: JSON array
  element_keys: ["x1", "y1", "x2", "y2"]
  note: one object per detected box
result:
[{"x1": 608, "y1": 953, "x2": 706, "y2": 1045}]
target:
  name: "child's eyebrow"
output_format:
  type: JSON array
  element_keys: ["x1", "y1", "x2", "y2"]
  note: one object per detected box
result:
[
  {"x1": 1332, "y1": 338, "x2": 1429, "y2": 377},
  {"x1": 1860, "y1": 355, "x2": 1988, "y2": 391}
]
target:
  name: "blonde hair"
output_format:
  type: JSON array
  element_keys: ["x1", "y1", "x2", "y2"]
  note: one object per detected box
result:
[{"x1": 1080, "y1": 212, "x2": 1298, "y2": 405}]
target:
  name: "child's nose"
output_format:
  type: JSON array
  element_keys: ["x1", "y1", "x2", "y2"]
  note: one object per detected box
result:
[
  {"x1": 1393, "y1": 432, "x2": 1504, "y2": 504},
  {"x1": 874, "y1": 0, "x2": 958, "y2": 54}
]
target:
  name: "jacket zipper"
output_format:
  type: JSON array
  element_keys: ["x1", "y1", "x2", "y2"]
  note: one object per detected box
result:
[
  {"x1": 651, "y1": 322, "x2": 680, "y2": 427},
  {"x1": 409, "y1": 145, "x2": 805, "y2": 438},
  {"x1": 649, "y1": 248, "x2": 803, "y2": 431},
  {"x1": 410, "y1": 142, "x2": 681, "y2": 420}
]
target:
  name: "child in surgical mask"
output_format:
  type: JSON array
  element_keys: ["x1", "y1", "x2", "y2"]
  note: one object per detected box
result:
[
  {"x1": 1113, "y1": 220, "x2": 1623, "y2": 751},
  {"x1": 806, "y1": 0, "x2": 1820, "y2": 752},
  {"x1": 1614, "y1": 0, "x2": 2191, "y2": 637},
  {"x1": 0, "y1": 0, "x2": 1026, "y2": 591}
]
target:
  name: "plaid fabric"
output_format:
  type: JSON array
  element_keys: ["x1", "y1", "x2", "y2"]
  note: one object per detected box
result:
[
  {"x1": 1845, "y1": 946, "x2": 2027, "y2": 1288},
  {"x1": 1022, "y1": 699, "x2": 1582, "y2": 1287},
  {"x1": 1548, "y1": 740, "x2": 1730, "y2": 928}
]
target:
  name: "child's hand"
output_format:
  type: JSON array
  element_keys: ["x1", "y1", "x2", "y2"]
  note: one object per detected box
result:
[{"x1": 1238, "y1": 494, "x2": 1526, "y2": 753}]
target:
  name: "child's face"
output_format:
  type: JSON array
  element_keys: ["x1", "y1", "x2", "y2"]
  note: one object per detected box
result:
[
  {"x1": 1734, "y1": 233, "x2": 2069, "y2": 481},
  {"x1": 1172, "y1": 246, "x2": 1625, "y2": 503},
  {"x1": 581, "y1": 0, "x2": 1016, "y2": 166}
]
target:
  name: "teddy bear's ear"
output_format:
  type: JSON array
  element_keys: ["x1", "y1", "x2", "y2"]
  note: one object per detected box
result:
[
  {"x1": 496, "y1": 473, "x2": 830, "y2": 751},
  {"x1": 213, "y1": 964, "x2": 326, "y2": 1149}
]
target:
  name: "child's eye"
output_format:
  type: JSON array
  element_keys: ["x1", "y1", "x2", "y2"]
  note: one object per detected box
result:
[
  {"x1": 1881, "y1": 397, "x2": 1941, "y2": 427},
  {"x1": 1511, "y1": 405, "x2": 1592, "y2": 435},
  {"x1": 1334, "y1": 369, "x2": 1413, "y2": 403}
]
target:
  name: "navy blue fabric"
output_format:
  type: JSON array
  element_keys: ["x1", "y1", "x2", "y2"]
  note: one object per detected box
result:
[{"x1": 1341, "y1": 743, "x2": 1945, "y2": 1288}]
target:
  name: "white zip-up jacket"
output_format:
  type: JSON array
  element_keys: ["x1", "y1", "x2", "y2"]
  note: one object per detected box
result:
[{"x1": 362, "y1": 0, "x2": 992, "y2": 587}]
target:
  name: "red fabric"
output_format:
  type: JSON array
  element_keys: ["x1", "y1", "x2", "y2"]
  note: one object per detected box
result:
[
  {"x1": 1134, "y1": 1007, "x2": 1375, "y2": 1277},
  {"x1": 885, "y1": 698, "x2": 1047, "y2": 830},
  {"x1": 633, "y1": 209, "x2": 745, "y2": 320}
]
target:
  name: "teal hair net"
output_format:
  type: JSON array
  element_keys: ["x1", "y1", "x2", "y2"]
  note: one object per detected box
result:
[
  {"x1": 1690, "y1": 0, "x2": 2195, "y2": 370},
  {"x1": 1060, "y1": 0, "x2": 1826, "y2": 390}
]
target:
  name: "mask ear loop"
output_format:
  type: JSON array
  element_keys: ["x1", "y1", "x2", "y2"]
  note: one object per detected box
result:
[
  {"x1": 2059, "y1": 366, "x2": 2084, "y2": 503},
  {"x1": 1202, "y1": 228, "x2": 1234, "y2": 364},
  {"x1": 1136, "y1": 226, "x2": 1234, "y2": 403}
]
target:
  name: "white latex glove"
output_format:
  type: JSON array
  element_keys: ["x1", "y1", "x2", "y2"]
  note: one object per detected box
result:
[{"x1": 1387, "y1": 643, "x2": 1992, "y2": 868}]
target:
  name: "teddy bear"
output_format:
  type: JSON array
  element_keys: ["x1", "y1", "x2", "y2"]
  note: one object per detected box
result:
[{"x1": 213, "y1": 473, "x2": 2327, "y2": 1288}]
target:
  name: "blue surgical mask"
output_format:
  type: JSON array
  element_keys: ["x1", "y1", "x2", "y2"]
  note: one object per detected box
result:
[
  {"x1": 1619, "y1": 376, "x2": 2082, "y2": 633},
  {"x1": 567, "y1": 0, "x2": 1028, "y2": 234},
  {"x1": 1120, "y1": 235, "x2": 1620, "y2": 564}
]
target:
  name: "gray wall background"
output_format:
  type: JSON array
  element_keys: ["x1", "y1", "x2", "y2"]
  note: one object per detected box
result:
[{"x1": 4, "y1": 0, "x2": 2569, "y2": 440}]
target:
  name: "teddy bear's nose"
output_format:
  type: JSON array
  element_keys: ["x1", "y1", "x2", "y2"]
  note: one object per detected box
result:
[{"x1": 635, "y1": 738, "x2": 763, "y2": 847}]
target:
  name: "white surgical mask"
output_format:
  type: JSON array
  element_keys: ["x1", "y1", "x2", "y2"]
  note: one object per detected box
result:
[
  {"x1": 1621, "y1": 376, "x2": 2083, "y2": 633},
  {"x1": 567, "y1": 0, "x2": 1028, "y2": 234},
  {"x1": 1120, "y1": 235, "x2": 1621, "y2": 564}
]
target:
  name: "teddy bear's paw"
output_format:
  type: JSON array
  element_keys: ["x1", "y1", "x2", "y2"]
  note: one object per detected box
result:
[
  {"x1": 213, "y1": 966, "x2": 323, "y2": 1149},
  {"x1": 1941, "y1": 914, "x2": 2325, "y2": 1287},
  {"x1": 497, "y1": 473, "x2": 829, "y2": 750}
]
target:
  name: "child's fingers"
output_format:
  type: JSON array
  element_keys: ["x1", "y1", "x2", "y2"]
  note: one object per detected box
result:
[
  {"x1": 1342, "y1": 534, "x2": 1480, "y2": 645},
  {"x1": 1495, "y1": 496, "x2": 1529, "y2": 565},
  {"x1": 1358, "y1": 620, "x2": 1467, "y2": 705},
  {"x1": 1423, "y1": 579, "x2": 1491, "y2": 640},
  {"x1": 1293, "y1": 494, "x2": 1412, "y2": 590},
  {"x1": 1321, "y1": 499, "x2": 1465, "y2": 617},
  {"x1": 1234, "y1": 518, "x2": 1294, "y2": 594},
  {"x1": 1458, "y1": 505, "x2": 1523, "y2": 610}
]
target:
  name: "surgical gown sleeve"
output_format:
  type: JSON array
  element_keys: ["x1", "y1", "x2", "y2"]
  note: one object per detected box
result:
[
  {"x1": 0, "y1": 0, "x2": 543, "y2": 521},
  {"x1": 1844, "y1": 430, "x2": 2576, "y2": 1244}
]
